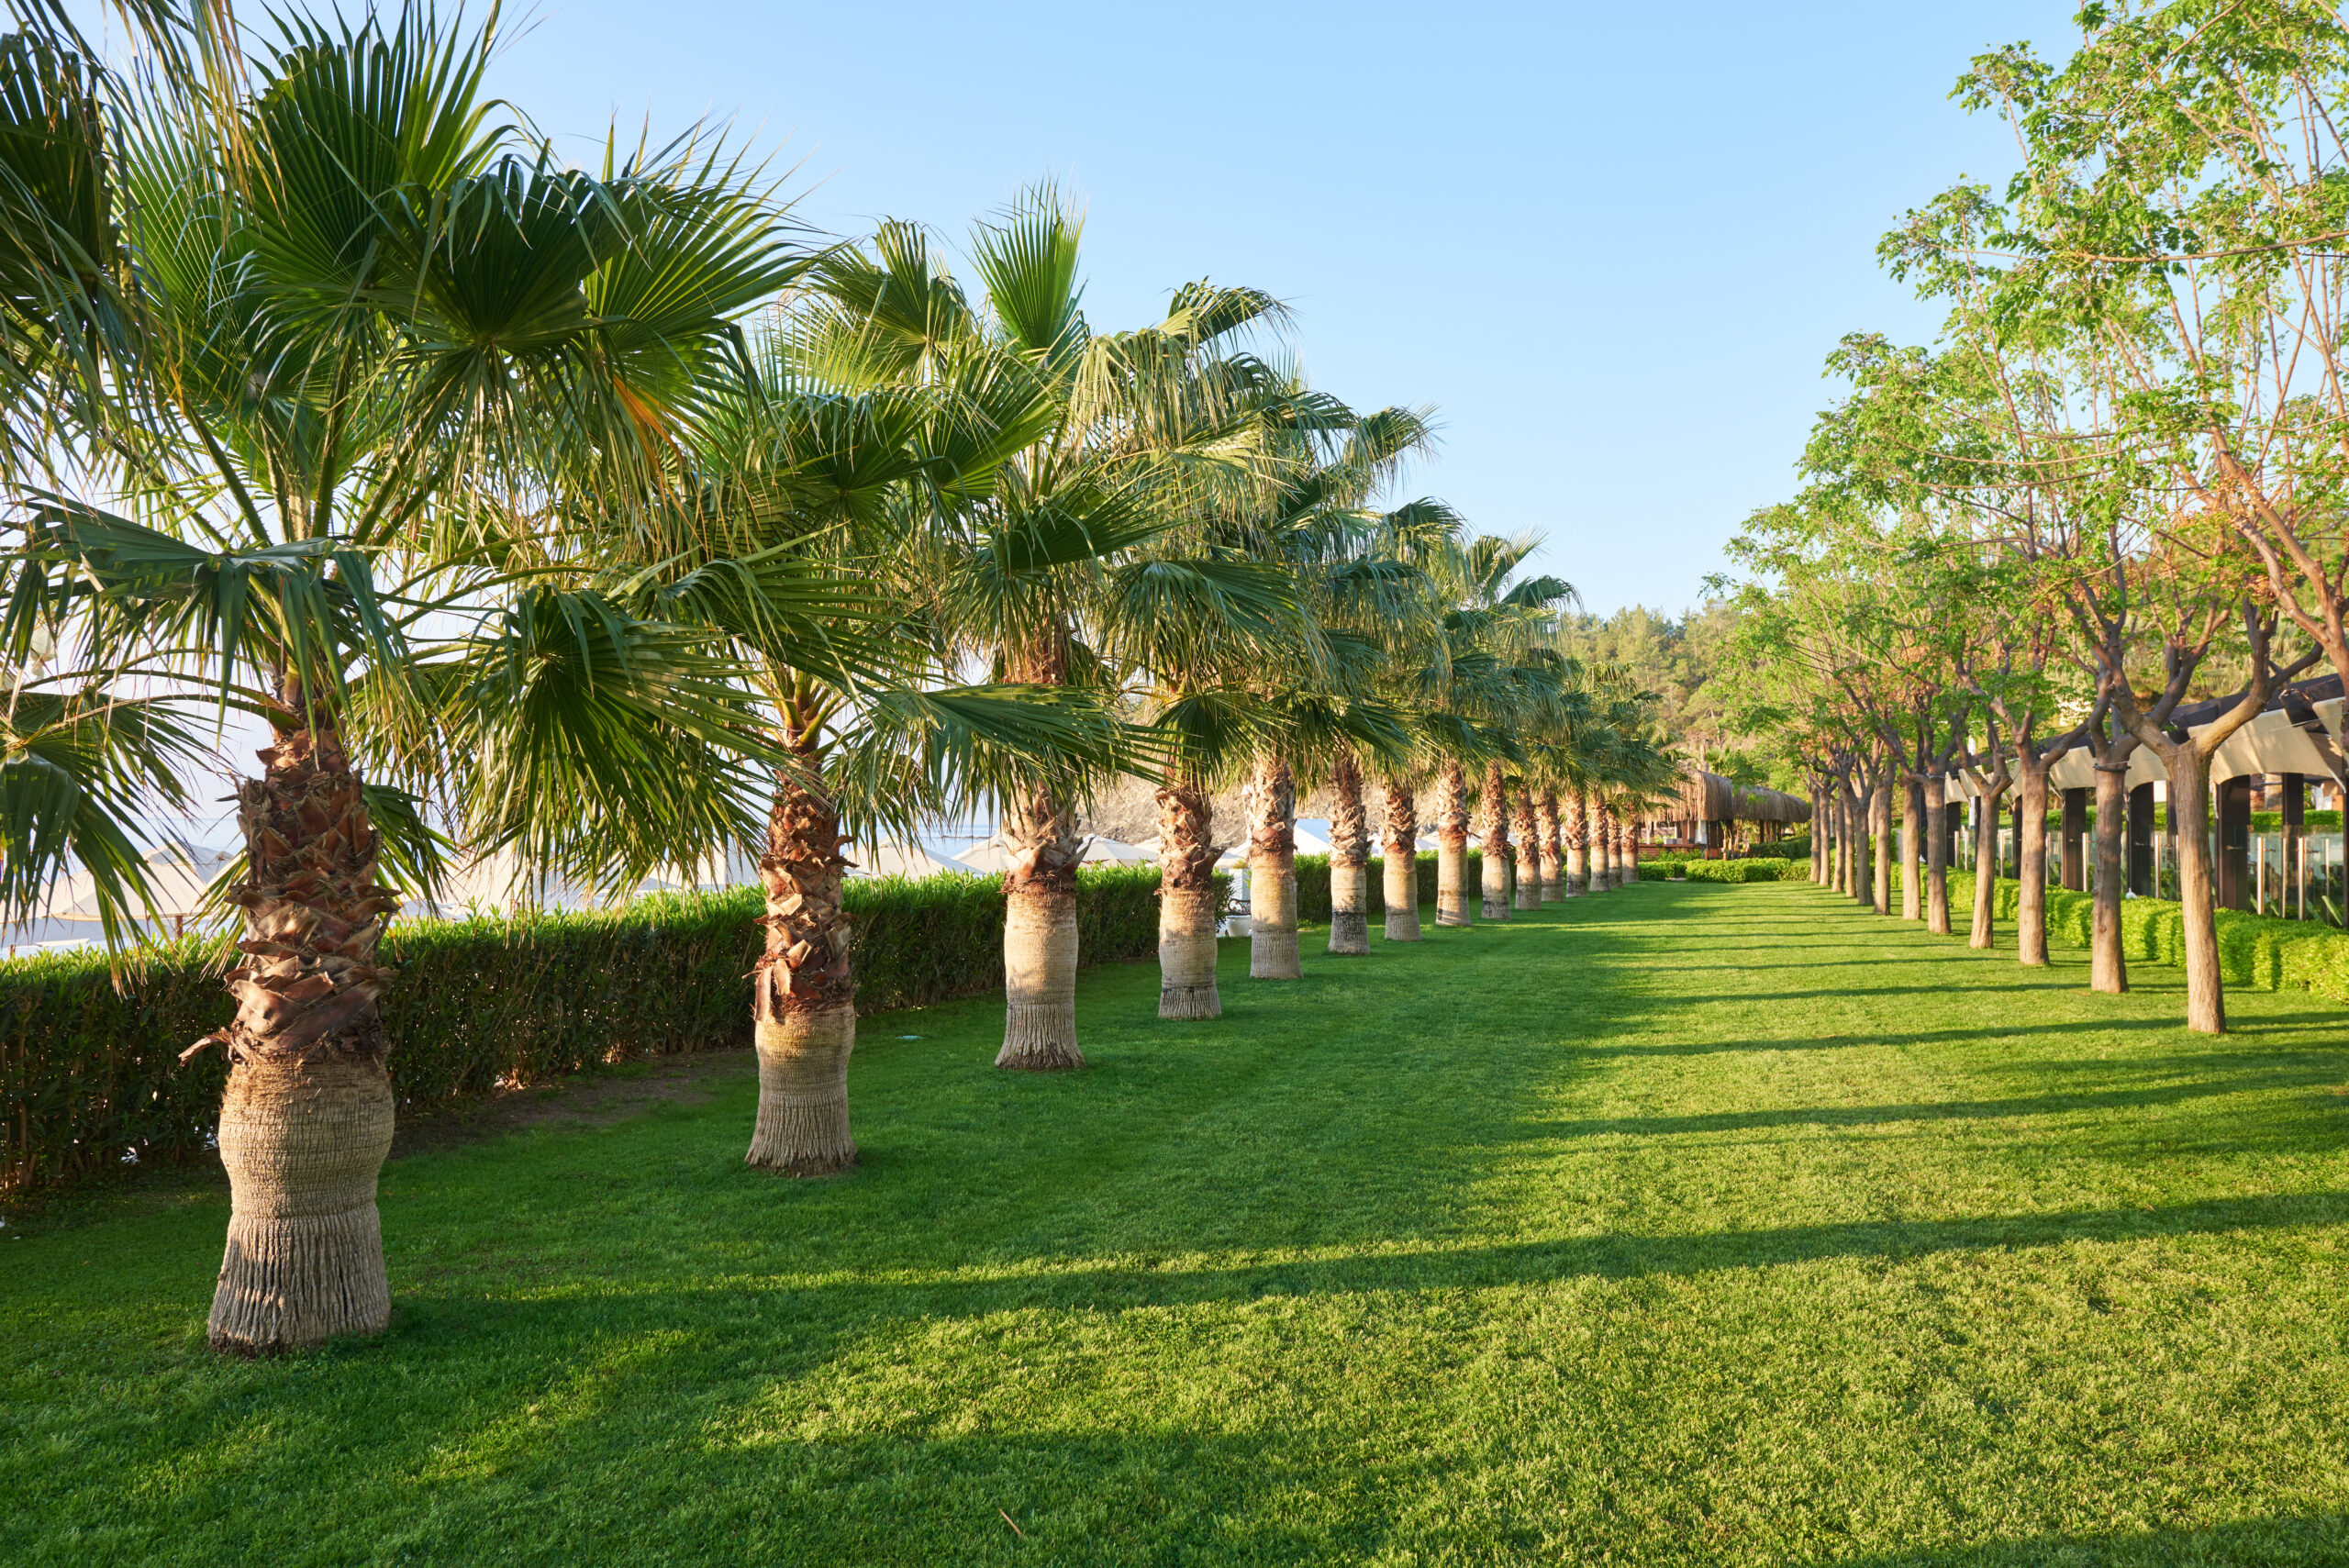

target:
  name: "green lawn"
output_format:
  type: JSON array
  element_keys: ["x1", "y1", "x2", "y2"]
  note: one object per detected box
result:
[{"x1": 6, "y1": 882, "x2": 2349, "y2": 1565}]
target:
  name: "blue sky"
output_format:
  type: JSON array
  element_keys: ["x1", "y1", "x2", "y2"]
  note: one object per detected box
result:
[{"x1": 109, "y1": 1, "x2": 2067, "y2": 615}]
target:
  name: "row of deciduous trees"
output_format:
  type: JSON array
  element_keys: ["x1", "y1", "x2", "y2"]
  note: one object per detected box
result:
[
  {"x1": 0, "y1": 5, "x2": 1675, "y2": 1352},
  {"x1": 1716, "y1": 0, "x2": 2349, "y2": 1038}
]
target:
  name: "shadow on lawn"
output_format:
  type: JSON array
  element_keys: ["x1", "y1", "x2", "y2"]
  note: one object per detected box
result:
[
  {"x1": 394, "y1": 1187, "x2": 2349, "y2": 1346},
  {"x1": 1823, "y1": 1512, "x2": 2349, "y2": 1567}
]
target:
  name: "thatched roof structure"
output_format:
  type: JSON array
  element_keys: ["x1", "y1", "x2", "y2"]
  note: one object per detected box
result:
[{"x1": 1668, "y1": 767, "x2": 1810, "y2": 824}]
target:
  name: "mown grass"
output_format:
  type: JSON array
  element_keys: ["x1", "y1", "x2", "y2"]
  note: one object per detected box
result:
[{"x1": 6, "y1": 882, "x2": 2348, "y2": 1566}]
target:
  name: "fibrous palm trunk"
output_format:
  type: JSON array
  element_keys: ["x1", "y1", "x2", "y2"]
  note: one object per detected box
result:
[
  {"x1": 1563, "y1": 791, "x2": 1586, "y2": 895},
  {"x1": 999, "y1": 634, "x2": 1087, "y2": 1069},
  {"x1": 1327, "y1": 748, "x2": 1371, "y2": 955},
  {"x1": 1618, "y1": 815, "x2": 1638, "y2": 883},
  {"x1": 1249, "y1": 750, "x2": 1302, "y2": 979},
  {"x1": 1584, "y1": 790, "x2": 1609, "y2": 891},
  {"x1": 1480, "y1": 762, "x2": 1511, "y2": 920},
  {"x1": 1155, "y1": 767, "x2": 1221, "y2": 1018},
  {"x1": 1381, "y1": 775, "x2": 1421, "y2": 941},
  {"x1": 1510, "y1": 795, "x2": 1540, "y2": 910},
  {"x1": 199, "y1": 713, "x2": 401, "y2": 1355},
  {"x1": 1436, "y1": 758, "x2": 1472, "y2": 926},
  {"x1": 746, "y1": 739, "x2": 857, "y2": 1175},
  {"x1": 1536, "y1": 791, "x2": 1563, "y2": 902}
]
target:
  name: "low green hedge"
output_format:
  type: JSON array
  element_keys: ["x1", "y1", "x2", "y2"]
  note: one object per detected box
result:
[
  {"x1": 1684, "y1": 859, "x2": 1795, "y2": 884},
  {"x1": 1290, "y1": 851, "x2": 1484, "y2": 925},
  {"x1": 1, "y1": 864, "x2": 1216, "y2": 1195},
  {"x1": 1898, "y1": 868, "x2": 2349, "y2": 1008}
]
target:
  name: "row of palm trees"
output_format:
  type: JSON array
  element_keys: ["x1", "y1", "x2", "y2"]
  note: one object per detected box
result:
[{"x1": 0, "y1": 5, "x2": 1677, "y2": 1352}]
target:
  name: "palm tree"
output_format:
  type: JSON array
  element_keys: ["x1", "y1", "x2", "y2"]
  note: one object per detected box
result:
[
  {"x1": 5, "y1": 10, "x2": 824, "y2": 1352},
  {"x1": 807, "y1": 186, "x2": 1282, "y2": 1065}
]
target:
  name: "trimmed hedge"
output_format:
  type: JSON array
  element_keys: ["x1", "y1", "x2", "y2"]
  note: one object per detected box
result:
[
  {"x1": 2, "y1": 864, "x2": 1217, "y2": 1195},
  {"x1": 1898, "y1": 868, "x2": 2349, "y2": 1009},
  {"x1": 1684, "y1": 859, "x2": 1794, "y2": 884},
  {"x1": 1290, "y1": 852, "x2": 1483, "y2": 926}
]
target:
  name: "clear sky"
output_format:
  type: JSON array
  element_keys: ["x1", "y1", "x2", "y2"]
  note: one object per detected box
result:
[{"x1": 436, "y1": 0, "x2": 2064, "y2": 618}]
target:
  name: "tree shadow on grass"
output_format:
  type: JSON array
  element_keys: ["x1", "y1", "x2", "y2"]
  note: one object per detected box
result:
[{"x1": 1820, "y1": 1512, "x2": 2349, "y2": 1567}]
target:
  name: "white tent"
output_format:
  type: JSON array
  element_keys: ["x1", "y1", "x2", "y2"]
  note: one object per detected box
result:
[
  {"x1": 954, "y1": 835, "x2": 1153, "y2": 874},
  {"x1": 850, "y1": 840, "x2": 951, "y2": 879},
  {"x1": 50, "y1": 842, "x2": 236, "y2": 933}
]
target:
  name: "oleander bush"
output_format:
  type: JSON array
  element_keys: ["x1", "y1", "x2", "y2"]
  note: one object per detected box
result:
[{"x1": 1, "y1": 864, "x2": 1217, "y2": 1196}]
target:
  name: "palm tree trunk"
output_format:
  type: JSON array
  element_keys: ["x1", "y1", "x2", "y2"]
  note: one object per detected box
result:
[
  {"x1": 2015, "y1": 757, "x2": 2053, "y2": 968},
  {"x1": 998, "y1": 773, "x2": 1085, "y2": 1068},
  {"x1": 1327, "y1": 747, "x2": 1371, "y2": 955},
  {"x1": 2090, "y1": 763, "x2": 2129, "y2": 993},
  {"x1": 1249, "y1": 750, "x2": 1301, "y2": 979},
  {"x1": 1585, "y1": 790, "x2": 1610, "y2": 891},
  {"x1": 1155, "y1": 767, "x2": 1221, "y2": 1018},
  {"x1": 1563, "y1": 791, "x2": 1587, "y2": 895},
  {"x1": 1509, "y1": 794, "x2": 1539, "y2": 910},
  {"x1": 1536, "y1": 790, "x2": 1563, "y2": 901},
  {"x1": 1381, "y1": 774, "x2": 1421, "y2": 941},
  {"x1": 1619, "y1": 814, "x2": 1639, "y2": 883},
  {"x1": 998, "y1": 631, "x2": 1087, "y2": 1069},
  {"x1": 746, "y1": 740, "x2": 857, "y2": 1174},
  {"x1": 205, "y1": 713, "x2": 400, "y2": 1355},
  {"x1": 1480, "y1": 762, "x2": 1511, "y2": 919},
  {"x1": 1436, "y1": 757, "x2": 1473, "y2": 926}
]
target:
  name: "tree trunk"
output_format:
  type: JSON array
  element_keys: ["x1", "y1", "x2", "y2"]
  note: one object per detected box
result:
[
  {"x1": 999, "y1": 634, "x2": 1085, "y2": 1068},
  {"x1": 205, "y1": 714, "x2": 401, "y2": 1355},
  {"x1": 2015, "y1": 758, "x2": 2053, "y2": 968},
  {"x1": 2090, "y1": 764, "x2": 2130, "y2": 993},
  {"x1": 2160, "y1": 746, "x2": 2228, "y2": 1033},
  {"x1": 1511, "y1": 794, "x2": 1540, "y2": 910},
  {"x1": 1969, "y1": 789, "x2": 2004, "y2": 951},
  {"x1": 1846, "y1": 787, "x2": 1868, "y2": 903},
  {"x1": 746, "y1": 746, "x2": 857, "y2": 1174},
  {"x1": 1381, "y1": 774, "x2": 1421, "y2": 940},
  {"x1": 1563, "y1": 790, "x2": 1587, "y2": 895},
  {"x1": 1327, "y1": 748, "x2": 1370, "y2": 955},
  {"x1": 998, "y1": 779, "x2": 1084, "y2": 1069},
  {"x1": 1811, "y1": 788, "x2": 1826, "y2": 884},
  {"x1": 1617, "y1": 814, "x2": 1638, "y2": 883},
  {"x1": 1924, "y1": 772, "x2": 1952, "y2": 936},
  {"x1": 1155, "y1": 768, "x2": 1221, "y2": 1018},
  {"x1": 1480, "y1": 762, "x2": 1512, "y2": 919},
  {"x1": 1900, "y1": 778, "x2": 1921, "y2": 921},
  {"x1": 1249, "y1": 749, "x2": 1302, "y2": 979},
  {"x1": 1870, "y1": 781, "x2": 1891, "y2": 917},
  {"x1": 1537, "y1": 791, "x2": 1563, "y2": 901},
  {"x1": 1436, "y1": 758, "x2": 1473, "y2": 926},
  {"x1": 1587, "y1": 791, "x2": 1612, "y2": 891}
]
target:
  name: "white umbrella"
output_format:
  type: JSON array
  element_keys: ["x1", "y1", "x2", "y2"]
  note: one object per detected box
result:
[{"x1": 952, "y1": 838, "x2": 1009, "y2": 874}]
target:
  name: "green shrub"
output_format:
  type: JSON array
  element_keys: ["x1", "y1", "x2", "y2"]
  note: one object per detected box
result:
[
  {"x1": 1684, "y1": 859, "x2": 1790, "y2": 884},
  {"x1": 1, "y1": 864, "x2": 1219, "y2": 1196},
  {"x1": 1291, "y1": 852, "x2": 1481, "y2": 924},
  {"x1": 2250, "y1": 809, "x2": 2344, "y2": 833},
  {"x1": 1899, "y1": 868, "x2": 2349, "y2": 1009}
]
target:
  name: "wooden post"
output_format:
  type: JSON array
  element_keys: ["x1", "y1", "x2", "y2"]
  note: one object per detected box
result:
[
  {"x1": 2216, "y1": 774, "x2": 2253, "y2": 911},
  {"x1": 2060, "y1": 787, "x2": 2087, "y2": 891},
  {"x1": 2283, "y1": 772, "x2": 2306, "y2": 918},
  {"x1": 2127, "y1": 782, "x2": 2155, "y2": 896}
]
